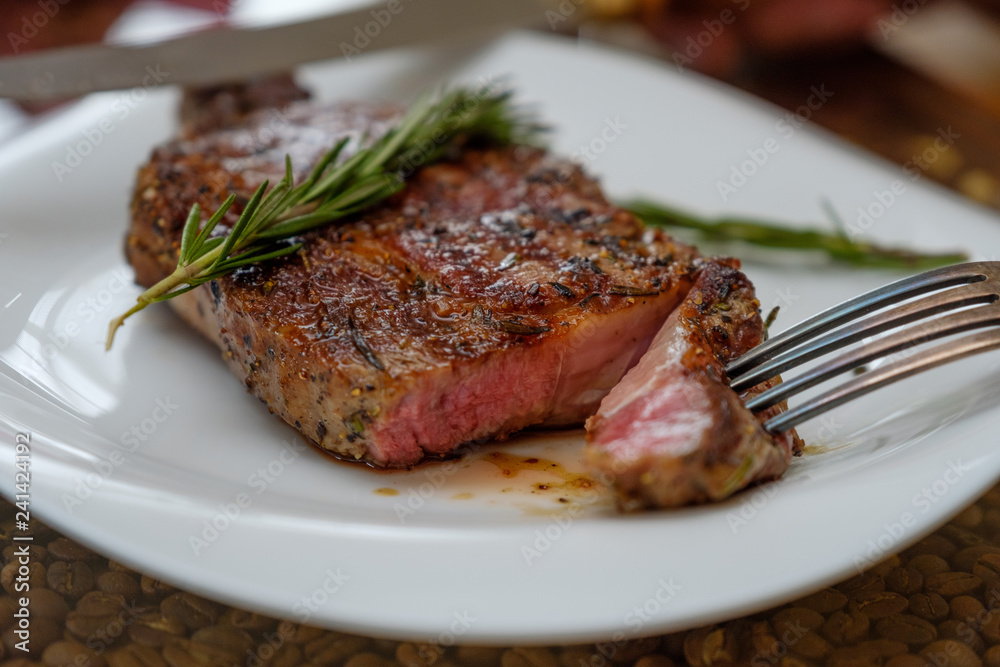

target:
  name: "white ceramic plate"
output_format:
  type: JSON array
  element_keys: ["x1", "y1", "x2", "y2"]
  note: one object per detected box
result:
[{"x1": 3, "y1": 32, "x2": 1000, "y2": 645}]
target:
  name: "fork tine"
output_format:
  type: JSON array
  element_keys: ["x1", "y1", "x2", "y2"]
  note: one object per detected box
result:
[
  {"x1": 726, "y1": 262, "x2": 989, "y2": 380},
  {"x1": 762, "y1": 327, "x2": 1000, "y2": 433},
  {"x1": 729, "y1": 280, "x2": 999, "y2": 392},
  {"x1": 745, "y1": 305, "x2": 1000, "y2": 412}
]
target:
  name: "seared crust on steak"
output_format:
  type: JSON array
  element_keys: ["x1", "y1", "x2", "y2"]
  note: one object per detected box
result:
[
  {"x1": 585, "y1": 259, "x2": 803, "y2": 509},
  {"x1": 127, "y1": 95, "x2": 701, "y2": 467}
]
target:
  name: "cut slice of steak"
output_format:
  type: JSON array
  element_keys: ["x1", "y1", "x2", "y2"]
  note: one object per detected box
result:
[
  {"x1": 126, "y1": 95, "x2": 701, "y2": 467},
  {"x1": 585, "y1": 258, "x2": 803, "y2": 509}
]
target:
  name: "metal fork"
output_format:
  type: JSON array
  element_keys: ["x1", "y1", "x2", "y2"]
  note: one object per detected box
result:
[{"x1": 725, "y1": 262, "x2": 1000, "y2": 434}]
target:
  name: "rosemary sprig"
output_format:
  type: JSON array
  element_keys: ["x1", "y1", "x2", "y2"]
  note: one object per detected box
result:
[
  {"x1": 624, "y1": 199, "x2": 967, "y2": 270},
  {"x1": 106, "y1": 86, "x2": 543, "y2": 350}
]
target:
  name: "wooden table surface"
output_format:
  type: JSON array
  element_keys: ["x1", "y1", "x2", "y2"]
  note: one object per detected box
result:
[{"x1": 3, "y1": 24, "x2": 1000, "y2": 667}]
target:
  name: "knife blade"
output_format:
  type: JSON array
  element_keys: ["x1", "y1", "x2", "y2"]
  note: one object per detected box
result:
[{"x1": 0, "y1": 0, "x2": 545, "y2": 101}]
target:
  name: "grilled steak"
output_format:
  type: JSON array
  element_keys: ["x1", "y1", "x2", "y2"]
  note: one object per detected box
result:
[
  {"x1": 126, "y1": 90, "x2": 702, "y2": 467},
  {"x1": 585, "y1": 259, "x2": 803, "y2": 509}
]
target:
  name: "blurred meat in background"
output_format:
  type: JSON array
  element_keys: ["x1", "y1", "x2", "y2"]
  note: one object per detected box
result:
[{"x1": 0, "y1": 0, "x2": 229, "y2": 56}]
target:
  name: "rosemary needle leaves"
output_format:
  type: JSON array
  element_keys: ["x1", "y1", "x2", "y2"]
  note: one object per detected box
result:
[
  {"x1": 625, "y1": 199, "x2": 967, "y2": 270},
  {"x1": 105, "y1": 86, "x2": 543, "y2": 350}
]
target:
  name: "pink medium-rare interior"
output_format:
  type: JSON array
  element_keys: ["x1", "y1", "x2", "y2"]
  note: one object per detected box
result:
[
  {"x1": 366, "y1": 293, "x2": 683, "y2": 466},
  {"x1": 588, "y1": 309, "x2": 714, "y2": 460}
]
